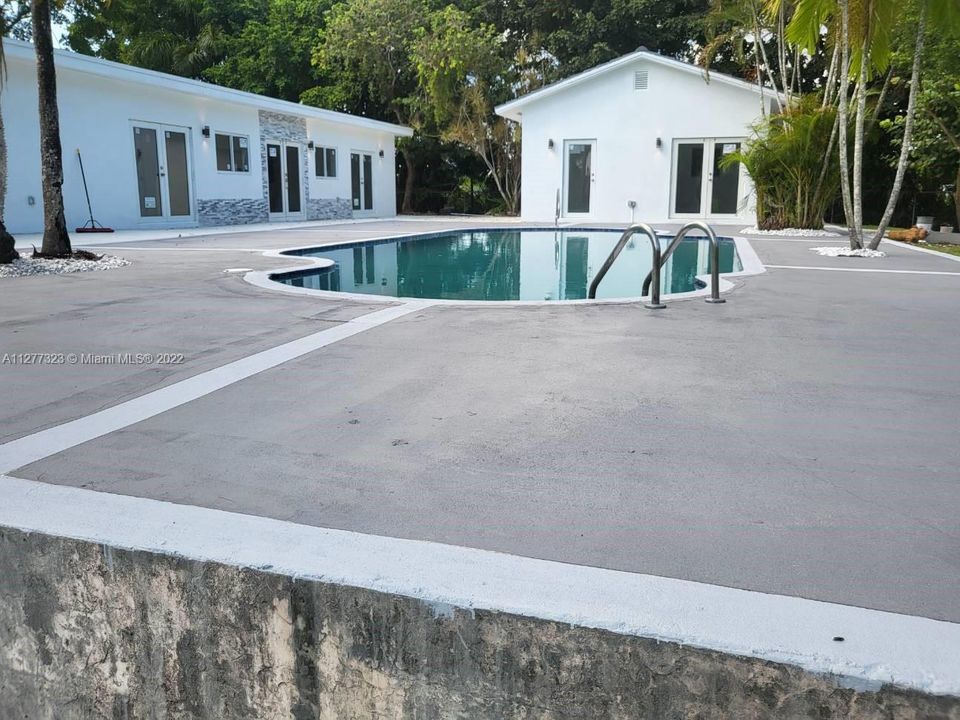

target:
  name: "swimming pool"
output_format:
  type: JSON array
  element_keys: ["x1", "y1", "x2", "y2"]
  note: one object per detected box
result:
[{"x1": 271, "y1": 228, "x2": 742, "y2": 302}]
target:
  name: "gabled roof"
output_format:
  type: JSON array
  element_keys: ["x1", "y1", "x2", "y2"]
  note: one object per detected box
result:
[
  {"x1": 3, "y1": 38, "x2": 413, "y2": 137},
  {"x1": 495, "y1": 49, "x2": 779, "y2": 121}
]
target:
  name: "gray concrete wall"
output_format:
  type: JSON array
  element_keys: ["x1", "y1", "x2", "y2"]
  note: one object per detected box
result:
[{"x1": 1, "y1": 527, "x2": 958, "y2": 720}]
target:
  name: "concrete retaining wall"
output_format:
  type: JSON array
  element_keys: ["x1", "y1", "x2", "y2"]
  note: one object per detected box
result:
[{"x1": 1, "y1": 527, "x2": 958, "y2": 719}]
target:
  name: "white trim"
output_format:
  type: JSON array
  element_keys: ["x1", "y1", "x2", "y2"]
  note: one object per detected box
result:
[
  {"x1": 765, "y1": 265, "x2": 960, "y2": 276},
  {"x1": 496, "y1": 50, "x2": 785, "y2": 121},
  {"x1": 0, "y1": 302, "x2": 432, "y2": 475},
  {"x1": 3, "y1": 38, "x2": 412, "y2": 138},
  {"x1": 0, "y1": 474, "x2": 957, "y2": 696},
  {"x1": 882, "y1": 238, "x2": 960, "y2": 262}
]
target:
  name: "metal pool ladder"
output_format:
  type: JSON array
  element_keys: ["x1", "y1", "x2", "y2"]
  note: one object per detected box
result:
[
  {"x1": 588, "y1": 223, "x2": 665, "y2": 308},
  {"x1": 588, "y1": 221, "x2": 726, "y2": 308}
]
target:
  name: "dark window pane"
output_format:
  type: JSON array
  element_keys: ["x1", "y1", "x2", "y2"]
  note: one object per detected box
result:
[
  {"x1": 215, "y1": 134, "x2": 231, "y2": 171},
  {"x1": 233, "y1": 136, "x2": 249, "y2": 172},
  {"x1": 267, "y1": 144, "x2": 283, "y2": 213},
  {"x1": 315, "y1": 147, "x2": 325, "y2": 177},
  {"x1": 351, "y1": 153, "x2": 361, "y2": 210},
  {"x1": 363, "y1": 153, "x2": 373, "y2": 210},
  {"x1": 674, "y1": 143, "x2": 704, "y2": 214},
  {"x1": 710, "y1": 142, "x2": 741, "y2": 214},
  {"x1": 164, "y1": 130, "x2": 191, "y2": 216},
  {"x1": 326, "y1": 148, "x2": 337, "y2": 177},
  {"x1": 133, "y1": 127, "x2": 162, "y2": 217},
  {"x1": 286, "y1": 145, "x2": 301, "y2": 213},
  {"x1": 566, "y1": 143, "x2": 592, "y2": 213}
]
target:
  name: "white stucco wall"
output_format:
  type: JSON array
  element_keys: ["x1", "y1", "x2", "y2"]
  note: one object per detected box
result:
[
  {"x1": 512, "y1": 56, "x2": 763, "y2": 224},
  {"x1": 2, "y1": 42, "x2": 403, "y2": 234},
  {"x1": 304, "y1": 119, "x2": 397, "y2": 218}
]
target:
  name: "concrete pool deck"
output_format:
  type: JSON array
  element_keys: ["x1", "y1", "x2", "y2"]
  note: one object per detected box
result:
[{"x1": 2, "y1": 218, "x2": 960, "y2": 695}]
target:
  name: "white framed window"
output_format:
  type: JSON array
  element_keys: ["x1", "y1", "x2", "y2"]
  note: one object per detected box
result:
[
  {"x1": 215, "y1": 133, "x2": 250, "y2": 173},
  {"x1": 315, "y1": 146, "x2": 337, "y2": 178}
]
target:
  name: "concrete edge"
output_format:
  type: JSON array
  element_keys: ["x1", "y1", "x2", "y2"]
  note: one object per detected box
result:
[
  {"x1": 1, "y1": 474, "x2": 957, "y2": 698},
  {"x1": 883, "y1": 238, "x2": 960, "y2": 263},
  {"x1": 242, "y1": 231, "x2": 766, "y2": 307}
]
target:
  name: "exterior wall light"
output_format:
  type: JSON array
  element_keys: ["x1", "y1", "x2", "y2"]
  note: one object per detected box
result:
[
  {"x1": 201, "y1": 125, "x2": 210, "y2": 138},
  {"x1": 379, "y1": 149, "x2": 385, "y2": 158},
  {"x1": 656, "y1": 137, "x2": 662, "y2": 149},
  {"x1": 548, "y1": 139, "x2": 555, "y2": 150},
  {"x1": 308, "y1": 140, "x2": 315, "y2": 149}
]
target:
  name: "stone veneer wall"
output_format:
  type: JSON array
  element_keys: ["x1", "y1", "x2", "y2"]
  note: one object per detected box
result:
[
  {"x1": 307, "y1": 197, "x2": 352, "y2": 221},
  {"x1": 258, "y1": 110, "x2": 309, "y2": 214},
  {"x1": 2, "y1": 527, "x2": 958, "y2": 720},
  {"x1": 196, "y1": 199, "x2": 269, "y2": 226}
]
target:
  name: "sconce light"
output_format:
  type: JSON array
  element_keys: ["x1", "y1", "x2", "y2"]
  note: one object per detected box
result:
[
  {"x1": 201, "y1": 125, "x2": 210, "y2": 138},
  {"x1": 655, "y1": 137, "x2": 662, "y2": 149},
  {"x1": 308, "y1": 140, "x2": 315, "y2": 149},
  {"x1": 547, "y1": 138, "x2": 555, "y2": 150},
  {"x1": 379, "y1": 149, "x2": 385, "y2": 158}
]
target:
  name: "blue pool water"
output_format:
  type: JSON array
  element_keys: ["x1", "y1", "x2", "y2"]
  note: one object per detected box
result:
[{"x1": 273, "y1": 228, "x2": 741, "y2": 301}]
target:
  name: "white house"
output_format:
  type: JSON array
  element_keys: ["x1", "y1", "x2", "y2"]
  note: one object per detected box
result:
[
  {"x1": 2, "y1": 39, "x2": 412, "y2": 235},
  {"x1": 496, "y1": 49, "x2": 777, "y2": 224}
]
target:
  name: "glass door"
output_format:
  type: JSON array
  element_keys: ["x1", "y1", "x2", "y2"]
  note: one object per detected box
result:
[
  {"x1": 267, "y1": 141, "x2": 305, "y2": 220},
  {"x1": 563, "y1": 140, "x2": 595, "y2": 216},
  {"x1": 671, "y1": 138, "x2": 743, "y2": 218},
  {"x1": 709, "y1": 140, "x2": 742, "y2": 215},
  {"x1": 132, "y1": 123, "x2": 194, "y2": 223},
  {"x1": 350, "y1": 151, "x2": 374, "y2": 216}
]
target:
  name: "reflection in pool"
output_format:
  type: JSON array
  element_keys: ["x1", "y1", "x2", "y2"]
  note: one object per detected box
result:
[{"x1": 274, "y1": 228, "x2": 741, "y2": 302}]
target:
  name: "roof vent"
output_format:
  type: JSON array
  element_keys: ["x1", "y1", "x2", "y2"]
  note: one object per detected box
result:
[{"x1": 634, "y1": 70, "x2": 649, "y2": 90}]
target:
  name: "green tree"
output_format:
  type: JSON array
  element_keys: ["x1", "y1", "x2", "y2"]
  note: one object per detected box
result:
[
  {"x1": 313, "y1": 0, "x2": 430, "y2": 213},
  {"x1": 884, "y1": 28, "x2": 960, "y2": 228},
  {"x1": 203, "y1": 0, "x2": 330, "y2": 101},
  {"x1": 413, "y1": 6, "x2": 537, "y2": 213},
  {"x1": 786, "y1": 0, "x2": 960, "y2": 249},
  {"x1": 32, "y1": 0, "x2": 71, "y2": 256}
]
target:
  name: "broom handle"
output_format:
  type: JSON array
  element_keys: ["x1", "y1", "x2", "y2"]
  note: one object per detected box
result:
[{"x1": 76, "y1": 148, "x2": 95, "y2": 222}]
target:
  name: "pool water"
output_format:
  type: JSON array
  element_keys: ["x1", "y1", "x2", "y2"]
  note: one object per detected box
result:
[{"x1": 274, "y1": 228, "x2": 741, "y2": 302}]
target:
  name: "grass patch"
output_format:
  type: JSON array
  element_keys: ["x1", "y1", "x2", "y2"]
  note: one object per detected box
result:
[{"x1": 919, "y1": 243, "x2": 960, "y2": 257}]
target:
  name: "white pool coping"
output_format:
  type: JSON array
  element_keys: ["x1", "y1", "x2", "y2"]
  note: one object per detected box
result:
[
  {"x1": 1, "y1": 473, "x2": 958, "y2": 697},
  {"x1": 243, "y1": 230, "x2": 766, "y2": 307}
]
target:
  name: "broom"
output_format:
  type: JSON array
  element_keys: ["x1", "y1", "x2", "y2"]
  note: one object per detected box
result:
[{"x1": 75, "y1": 148, "x2": 114, "y2": 233}]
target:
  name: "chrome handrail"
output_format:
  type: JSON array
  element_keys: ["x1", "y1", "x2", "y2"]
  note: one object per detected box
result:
[
  {"x1": 641, "y1": 221, "x2": 725, "y2": 304},
  {"x1": 588, "y1": 223, "x2": 665, "y2": 309}
]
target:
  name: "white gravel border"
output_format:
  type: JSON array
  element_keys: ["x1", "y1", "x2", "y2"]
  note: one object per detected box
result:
[
  {"x1": 0, "y1": 254, "x2": 131, "y2": 278},
  {"x1": 741, "y1": 227, "x2": 841, "y2": 237},
  {"x1": 811, "y1": 246, "x2": 886, "y2": 258}
]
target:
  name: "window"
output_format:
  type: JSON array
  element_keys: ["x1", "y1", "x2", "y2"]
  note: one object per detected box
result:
[
  {"x1": 215, "y1": 133, "x2": 250, "y2": 172},
  {"x1": 315, "y1": 146, "x2": 337, "y2": 177}
]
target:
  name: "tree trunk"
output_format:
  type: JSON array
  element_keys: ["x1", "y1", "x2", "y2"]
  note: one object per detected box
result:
[
  {"x1": 851, "y1": 38, "x2": 869, "y2": 248},
  {"x1": 868, "y1": 4, "x2": 927, "y2": 250},
  {"x1": 836, "y1": 0, "x2": 856, "y2": 248},
  {"x1": 0, "y1": 43, "x2": 17, "y2": 264},
  {"x1": 32, "y1": 0, "x2": 72, "y2": 256},
  {"x1": 400, "y1": 147, "x2": 416, "y2": 214}
]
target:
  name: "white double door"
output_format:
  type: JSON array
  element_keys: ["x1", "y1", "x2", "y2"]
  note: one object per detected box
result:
[
  {"x1": 266, "y1": 141, "x2": 305, "y2": 220},
  {"x1": 132, "y1": 122, "x2": 194, "y2": 223},
  {"x1": 671, "y1": 138, "x2": 743, "y2": 218},
  {"x1": 350, "y1": 150, "x2": 375, "y2": 216}
]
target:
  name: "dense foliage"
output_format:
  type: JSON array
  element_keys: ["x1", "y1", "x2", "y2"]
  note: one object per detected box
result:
[{"x1": 727, "y1": 97, "x2": 839, "y2": 229}]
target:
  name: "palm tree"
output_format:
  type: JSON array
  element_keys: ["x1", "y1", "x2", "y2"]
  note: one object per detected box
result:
[
  {"x1": 787, "y1": 0, "x2": 955, "y2": 249},
  {"x1": 32, "y1": 0, "x2": 72, "y2": 257}
]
